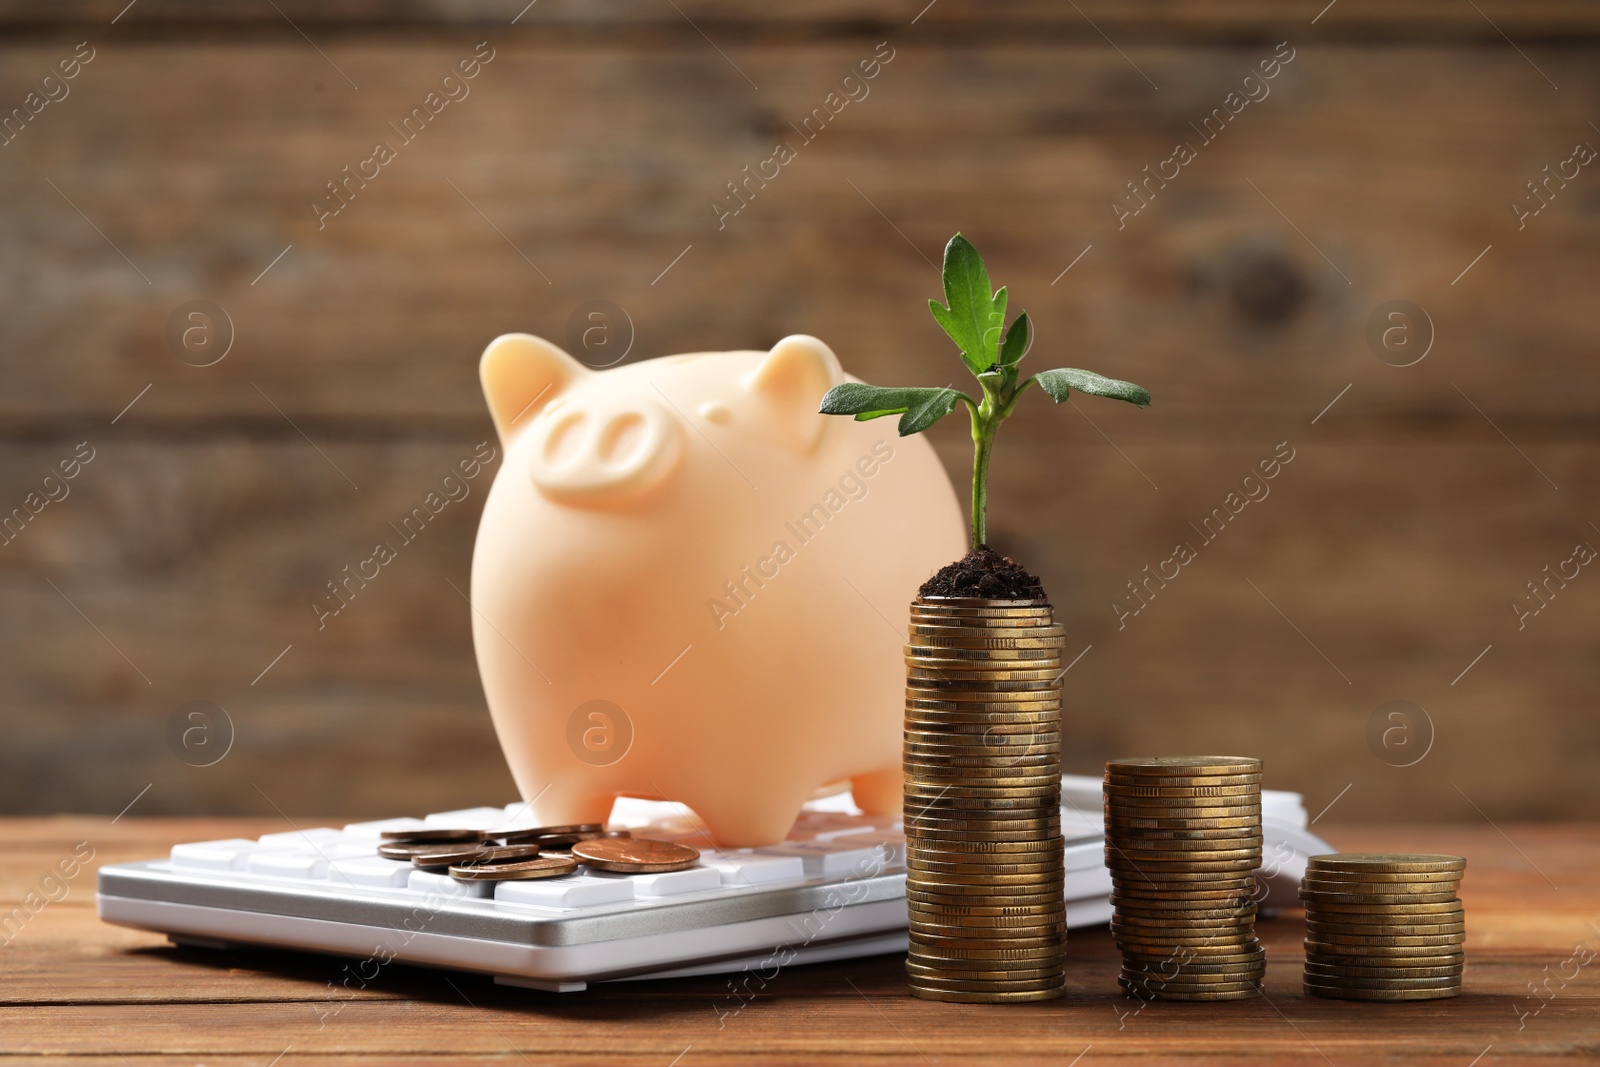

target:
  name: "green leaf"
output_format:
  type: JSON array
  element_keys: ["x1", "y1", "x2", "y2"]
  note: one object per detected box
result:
[
  {"x1": 818, "y1": 383, "x2": 969, "y2": 436},
  {"x1": 998, "y1": 311, "x2": 1031, "y2": 367},
  {"x1": 1032, "y1": 367, "x2": 1151, "y2": 408},
  {"x1": 929, "y1": 234, "x2": 1005, "y2": 374}
]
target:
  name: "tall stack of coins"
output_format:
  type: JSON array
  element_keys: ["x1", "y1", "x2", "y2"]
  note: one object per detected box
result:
[
  {"x1": 902, "y1": 596, "x2": 1066, "y2": 1003},
  {"x1": 1105, "y1": 756, "x2": 1265, "y2": 1001},
  {"x1": 1301, "y1": 853, "x2": 1466, "y2": 1001}
]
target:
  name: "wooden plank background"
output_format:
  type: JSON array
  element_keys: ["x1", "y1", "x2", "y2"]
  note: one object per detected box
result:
[{"x1": 0, "y1": 1, "x2": 1595, "y2": 821}]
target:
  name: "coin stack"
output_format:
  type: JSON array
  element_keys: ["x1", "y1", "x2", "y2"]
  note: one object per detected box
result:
[
  {"x1": 1104, "y1": 756, "x2": 1265, "y2": 1001},
  {"x1": 1301, "y1": 853, "x2": 1466, "y2": 1001},
  {"x1": 902, "y1": 596, "x2": 1066, "y2": 1003}
]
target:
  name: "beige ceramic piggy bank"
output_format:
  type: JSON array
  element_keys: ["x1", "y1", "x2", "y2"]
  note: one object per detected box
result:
[{"x1": 470, "y1": 333, "x2": 965, "y2": 846}]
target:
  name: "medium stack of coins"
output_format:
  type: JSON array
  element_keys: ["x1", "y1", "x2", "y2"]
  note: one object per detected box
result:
[
  {"x1": 1301, "y1": 853, "x2": 1466, "y2": 1001},
  {"x1": 1105, "y1": 756, "x2": 1265, "y2": 1001},
  {"x1": 902, "y1": 596, "x2": 1066, "y2": 1003}
]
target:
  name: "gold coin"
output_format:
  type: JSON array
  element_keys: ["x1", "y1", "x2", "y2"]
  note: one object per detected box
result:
[
  {"x1": 1120, "y1": 983, "x2": 1261, "y2": 1001},
  {"x1": 1121, "y1": 971, "x2": 1265, "y2": 987},
  {"x1": 906, "y1": 964, "x2": 1065, "y2": 983},
  {"x1": 1108, "y1": 795, "x2": 1262, "y2": 812},
  {"x1": 1307, "y1": 853, "x2": 1466, "y2": 875},
  {"x1": 1105, "y1": 784, "x2": 1261, "y2": 800},
  {"x1": 1306, "y1": 948, "x2": 1463, "y2": 965},
  {"x1": 906, "y1": 796, "x2": 1062, "y2": 813},
  {"x1": 908, "y1": 622, "x2": 1065, "y2": 639},
  {"x1": 1307, "y1": 919, "x2": 1465, "y2": 936},
  {"x1": 1307, "y1": 931, "x2": 1466, "y2": 949},
  {"x1": 905, "y1": 783, "x2": 1060, "y2": 799},
  {"x1": 1115, "y1": 907, "x2": 1257, "y2": 923},
  {"x1": 910, "y1": 909, "x2": 1066, "y2": 928},
  {"x1": 1112, "y1": 885, "x2": 1257, "y2": 903},
  {"x1": 904, "y1": 813, "x2": 1059, "y2": 830},
  {"x1": 1299, "y1": 876, "x2": 1465, "y2": 895},
  {"x1": 1303, "y1": 940, "x2": 1465, "y2": 958},
  {"x1": 1105, "y1": 773, "x2": 1262, "y2": 788},
  {"x1": 1299, "y1": 886, "x2": 1459, "y2": 905},
  {"x1": 1305, "y1": 958, "x2": 1463, "y2": 977},
  {"x1": 1302, "y1": 898, "x2": 1462, "y2": 916},
  {"x1": 571, "y1": 837, "x2": 699, "y2": 873},
  {"x1": 906, "y1": 829, "x2": 1061, "y2": 846},
  {"x1": 1107, "y1": 756, "x2": 1262, "y2": 776},
  {"x1": 908, "y1": 985, "x2": 1065, "y2": 1003},
  {"x1": 1110, "y1": 814, "x2": 1262, "y2": 830},
  {"x1": 906, "y1": 835, "x2": 1062, "y2": 853},
  {"x1": 906, "y1": 639, "x2": 1065, "y2": 655},
  {"x1": 909, "y1": 862, "x2": 1065, "y2": 878},
  {"x1": 1303, "y1": 982, "x2": 1459, "y2": 1002},
  {"x1": 908, "y1": 942, "x2": 1064, "y2": 961},
  {"x1": 448, "y1": 855, "x2": 578, "y2": 880},
  {"x1": 905, "y1": 645, "x2": 1063, "y2": 663},
  {"x1": 1110, "y1": 840, "x2": 1263, "y2": 857},
  {"x1": 906, "y1": 695, "x2": 1062, "y2": 711},
  {"x1": 907, "y1": 892, "x2": 1065, "y2": 910}
]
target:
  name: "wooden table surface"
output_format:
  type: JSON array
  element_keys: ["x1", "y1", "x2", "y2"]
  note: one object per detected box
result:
[{"x1": 4, "y1": 818, "x2": 1597, "y2": 1065}]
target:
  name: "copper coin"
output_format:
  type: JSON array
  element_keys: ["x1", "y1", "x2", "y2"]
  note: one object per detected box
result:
[
  {"x1": 417, "y1": 843, "x2": 542, "y2": 868},
  {"x1": 379, "y1": 828, "x2": 482, "y2": 844},
  {"x1": 497, "y1": 823, "x2": 605, "y2": 844},
  {"x1": 448, "y1": 855, "x2": 578, "y2": 881},
  {"x1": 572, "y1": 837, "x2": 699, "y2": 873}
]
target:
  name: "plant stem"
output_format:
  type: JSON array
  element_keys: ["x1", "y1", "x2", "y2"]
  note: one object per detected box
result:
[{"x1": 969, "y1": 402, "x2": 993, "y2": 551}]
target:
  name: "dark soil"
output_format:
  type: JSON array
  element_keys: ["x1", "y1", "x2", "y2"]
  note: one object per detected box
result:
[{"x1": 918, "y1": 546, "x2": 1047, "y2": 601}]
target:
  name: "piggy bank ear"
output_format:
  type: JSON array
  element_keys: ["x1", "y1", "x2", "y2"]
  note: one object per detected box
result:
[
  {"x1": 480, "y1": 334, "x2": 585, "y2": 444},
  {"x1": 745, "y1": 335, "x2": 843, "y2": 453}
]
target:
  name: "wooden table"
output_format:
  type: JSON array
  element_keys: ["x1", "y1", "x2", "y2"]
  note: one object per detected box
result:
[{"x1": 5, "y1": 819, "x2": 1596, "y2": 1064}]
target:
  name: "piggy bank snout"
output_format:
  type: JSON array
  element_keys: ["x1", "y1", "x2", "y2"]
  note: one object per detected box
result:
[{"x1": 528, "y1": 395, "x2": 683, "y2": 503}]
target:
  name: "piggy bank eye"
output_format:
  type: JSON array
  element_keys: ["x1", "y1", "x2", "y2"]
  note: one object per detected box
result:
[
  {"x1": 698, "y1": 402, "x2": 732, "y2": 425},
  {"x1": 528, "y1": 396, "x2": 683, "y2": 505}
]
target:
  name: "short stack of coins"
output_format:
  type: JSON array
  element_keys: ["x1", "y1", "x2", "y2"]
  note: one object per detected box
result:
[
  {"x1": 902, "y1": 596, "x2": 1066, "y2": 1003},
  {"x1": 1105, "y1": 756, "x2": 1265, "y2": 1001},
  {"x1": 1300, "y1": 853, "x2": 1466, "y2": 1001}
]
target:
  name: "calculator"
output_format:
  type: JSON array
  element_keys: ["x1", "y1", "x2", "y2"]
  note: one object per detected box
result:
[{"x1": 96, "y1": 775, "x2": 1331, "y2": 992}]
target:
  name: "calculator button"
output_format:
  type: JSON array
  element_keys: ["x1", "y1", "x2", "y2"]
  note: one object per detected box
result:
[
  {"x1": 495, "y1": 875, "x2": 635, "y2": 909},
  {"x1": 169, "y1": 839, "x2": 264, "y2": 870}
]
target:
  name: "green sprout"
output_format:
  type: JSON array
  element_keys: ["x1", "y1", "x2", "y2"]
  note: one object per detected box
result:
[{"x1": 819, "y1": 233, "x2": 1151, "y2": 552}]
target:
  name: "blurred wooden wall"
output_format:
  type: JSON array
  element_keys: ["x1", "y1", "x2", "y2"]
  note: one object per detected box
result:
[{"x1": 1, "y1": 1, "x2": 1596, "y2": 822}]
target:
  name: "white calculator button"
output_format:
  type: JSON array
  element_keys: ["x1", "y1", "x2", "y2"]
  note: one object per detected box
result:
[
  {"x1": 257, "y1": 828, "x2": 345, "y2": 848},
  {"x1": 341, "y1": 817, "x2": 428, "y2": 838},
  {"x1": 496, "y1": 875, "x2": 635, "y2": 909},
  {"x1": 699, "y1": 853, "x2": 806, "y2": 887},
  {"x1": 169, "y1": 839, "x2": 263, "y2": 870},
  {"x1": 327, "y1": 856, "x2": 414, "y2": 888},
  {"x1": 620, "y1": 867, "x2": 722, "y2": 897},
  {"x1": 246, "y1": 851, "x2": 329, "y2": 879},
  {"x1": 755, "y1": 841, "x2": 890, "y2": 878},
  {"x1": 423, "y1": 807, "x2": 510, "y2": 830},
  {"x1": 809, "y1": 824, "x2": 878, "y2": 843},
  {"x1": 408, "y1": 869, "x2": 492, "y2": 898}
]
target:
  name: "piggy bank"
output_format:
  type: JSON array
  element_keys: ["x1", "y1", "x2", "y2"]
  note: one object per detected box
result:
[{"x1": 470, "y1": 333, "x2": 966, "y2": 846}]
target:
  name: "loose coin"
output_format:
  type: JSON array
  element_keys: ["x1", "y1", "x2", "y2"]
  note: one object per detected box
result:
[
  {"x1": 419, "y1": 843, "x2": 542, "y2": 868},
  {"x1": 448, "y1": 855, "x2": 578, "y2": 880},
  {"x1": 379, "y1": 828, "x2": 481, "y2": 844},
  {"x1": 572, "y1": 837, "x2": 699, "y2": 873}
]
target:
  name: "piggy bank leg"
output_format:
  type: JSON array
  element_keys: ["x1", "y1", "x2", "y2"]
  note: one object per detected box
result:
[
  {"x1": 851, "y1": 767, "x2": 903, "y2": 819},
  {"x1": 690, "y1": 785, "x2": 814, "y2": 849},
  {"x1": 527, "y1": 786, "x2": 617, "y2": 828}
]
